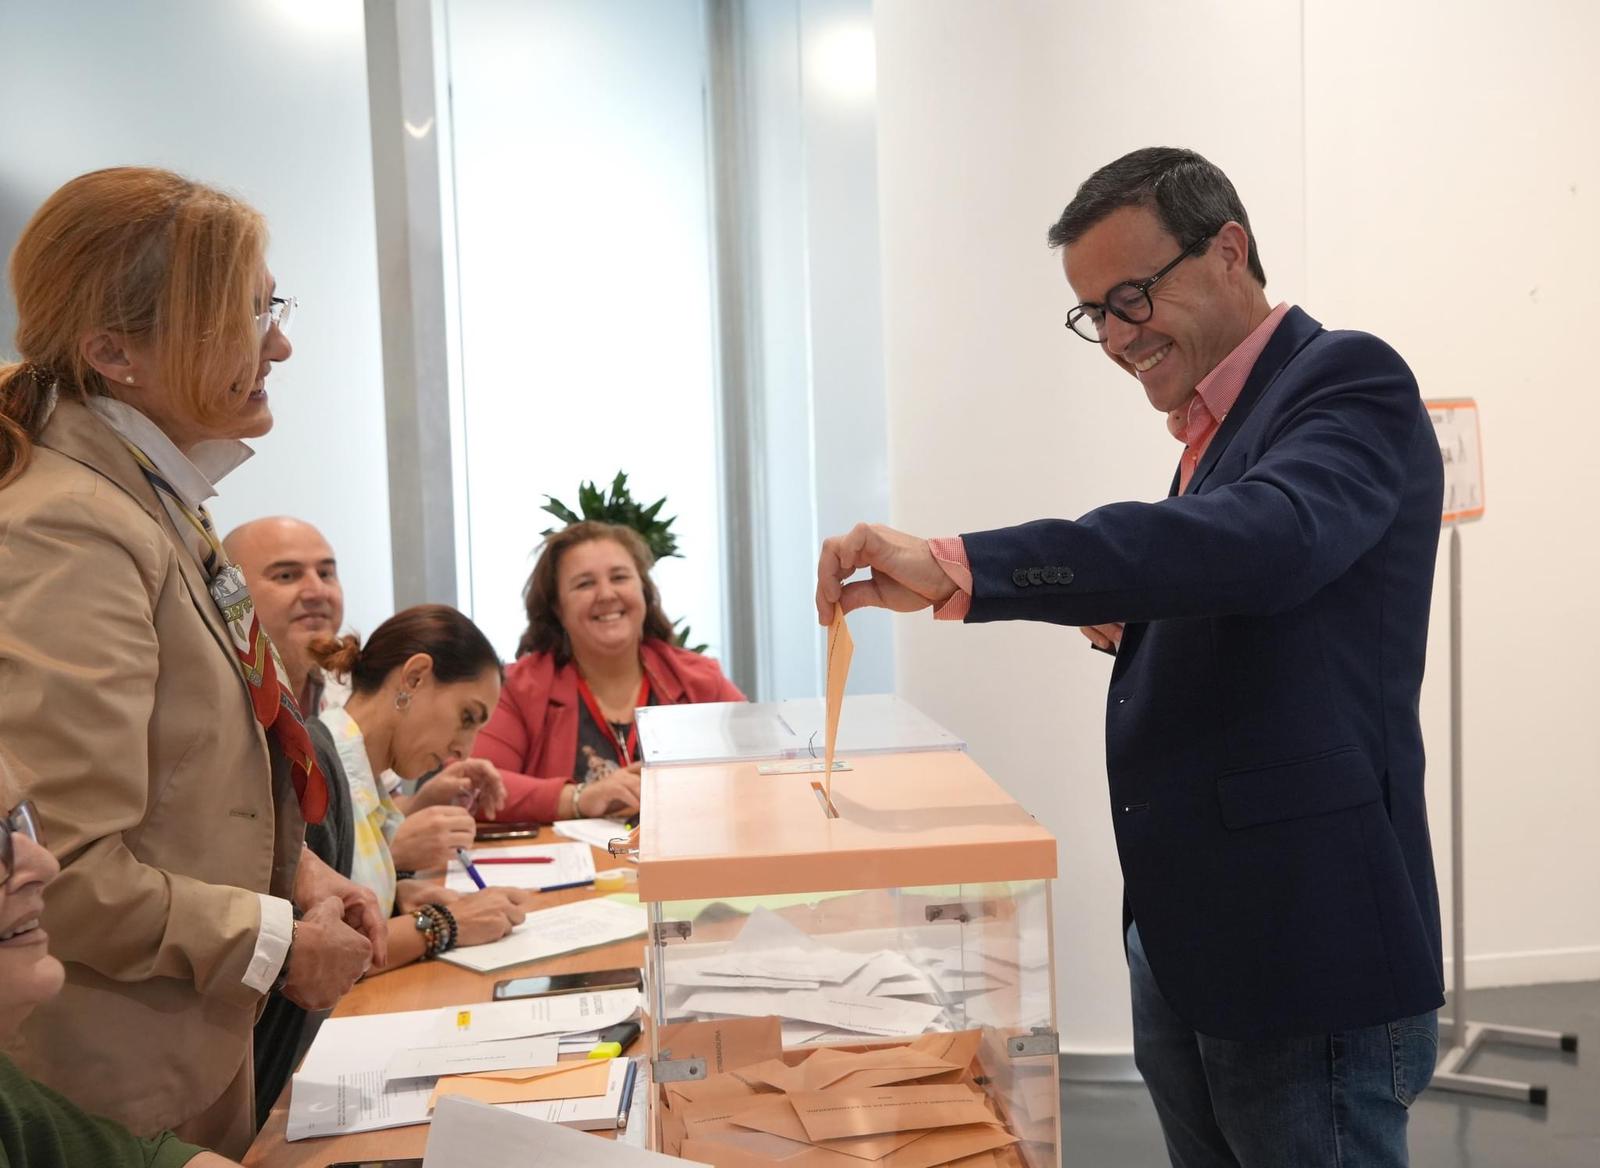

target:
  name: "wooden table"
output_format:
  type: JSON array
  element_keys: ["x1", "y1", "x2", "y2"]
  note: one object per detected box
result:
[{"x1": 243, "y1": 842, "x2": 645, "y2": 1167}]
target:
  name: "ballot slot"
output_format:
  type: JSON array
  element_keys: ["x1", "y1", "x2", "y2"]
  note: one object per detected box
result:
[{"x1": 808, "y1": 780, "x2": 840, "y2": 819}]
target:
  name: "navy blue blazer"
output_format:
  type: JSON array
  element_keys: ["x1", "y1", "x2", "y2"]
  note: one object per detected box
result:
[{"x1": 962, "y1": 307, "x2": 1445, "y2": 1040}]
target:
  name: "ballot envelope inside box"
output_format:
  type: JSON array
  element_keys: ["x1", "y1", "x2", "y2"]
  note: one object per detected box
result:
[{"x1": 636, "y1": 749, "x2": 1060, "y2": 1167}]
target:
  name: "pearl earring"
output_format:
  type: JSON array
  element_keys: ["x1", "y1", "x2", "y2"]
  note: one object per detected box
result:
[{"x1": 124, "y1": 376, "x2": 135, "y2": 384}]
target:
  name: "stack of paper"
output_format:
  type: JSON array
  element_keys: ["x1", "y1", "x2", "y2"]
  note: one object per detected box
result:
[
  {"x1": 445, "y1": 842, "x2": 596, "y2": 893},
  {"x1": 655, "y1": 1017, "x2": 1025, "y2": 1167},
  {"x1": 431, "y1": 1055, "x2": 636, "y2": 1131},
  {"x1": 286, "y1": 990, "x2": 640, "y2": 1140},
  {"x1": 661, "y1": 908, "x2": 1016, "y2": 1043}
]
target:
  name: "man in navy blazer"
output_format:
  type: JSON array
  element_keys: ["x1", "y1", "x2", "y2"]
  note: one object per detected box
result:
[{"x1": 817, "y1": 147, "x2": 1444, "y2": 1167}]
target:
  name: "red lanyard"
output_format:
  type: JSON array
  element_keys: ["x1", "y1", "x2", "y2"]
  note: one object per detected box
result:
[{"x1": 574, "y1": 673, "x2": 650, "y2": 766}]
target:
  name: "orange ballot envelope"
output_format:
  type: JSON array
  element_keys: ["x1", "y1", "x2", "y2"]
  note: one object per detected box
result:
[
  {"x1": 657, "y1": 1015, "x2": 784, "y2": 1075},
  {"x1": 789, "y1": 1084, "x2": 997, "y2": 1141},
  {"x1": 823, "y1": 602, "x2": 854, "y2": 808},
  {"x1": 427, "y1": 1057, "x2": 611, "y2": 1109},
  {"x1": 726, "y1": 1096, "x2": 925, "y2": 1157},
  {"x1": 679, "y1": 1123, "x2": 1017, "y2": 1168},
  {"x1": 742, "y1": 1047, "x2": 960, "y2": 1094}
]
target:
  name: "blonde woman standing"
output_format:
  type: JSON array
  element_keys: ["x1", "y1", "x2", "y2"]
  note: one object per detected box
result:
[{"x1": 0, "y1": 168, "x2": 384, "y2": 1157}]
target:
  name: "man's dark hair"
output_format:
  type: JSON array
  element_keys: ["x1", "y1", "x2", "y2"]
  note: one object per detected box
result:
[{"x1": 1047, "y1": 147, "x2": 1266, "y2": 286}]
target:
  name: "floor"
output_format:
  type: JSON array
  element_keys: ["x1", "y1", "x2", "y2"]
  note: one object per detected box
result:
[{"x1": 1059, "y1": 980, "x2": 1600, "y2": 1166}]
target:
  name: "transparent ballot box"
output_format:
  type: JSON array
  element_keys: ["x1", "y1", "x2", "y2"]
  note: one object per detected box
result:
[
  {"x1": 637, "y1": 694, "x2": 966, "y2": 768},
  {"x1": 638, "y1": 749, "x2": 1060, "y2": 1167}
]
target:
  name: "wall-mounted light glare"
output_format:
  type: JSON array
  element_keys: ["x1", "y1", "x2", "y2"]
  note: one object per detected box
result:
[{"x1": 808, "y1": 18, "x2": 877, "y2": 105}]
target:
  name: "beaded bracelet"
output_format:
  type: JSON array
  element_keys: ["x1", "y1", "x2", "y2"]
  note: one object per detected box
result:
[
  {"x1": 415, "y1": 904, "x2": 449, "y2": 958},
  {"x1": 432, "y1": 902, "x2": 458, "y2": 954}
]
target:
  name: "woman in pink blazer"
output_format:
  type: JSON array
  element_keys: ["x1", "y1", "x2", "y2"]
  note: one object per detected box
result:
[{"x1": 474, "y1": 521, "x2": 744, "y2": 823}]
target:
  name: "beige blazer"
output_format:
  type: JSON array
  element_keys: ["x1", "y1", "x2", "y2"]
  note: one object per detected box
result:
[{"x1": 0, "y1": 398, "x2": 303, "y2": 1135}]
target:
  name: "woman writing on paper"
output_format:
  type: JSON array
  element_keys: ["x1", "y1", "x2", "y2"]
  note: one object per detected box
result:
[
  {"x1": 308, "y1": 605, "x2": 532, "y2": 969},
  {"x1": 474, "y1": 521, "x2": 745, "y2": 825}
]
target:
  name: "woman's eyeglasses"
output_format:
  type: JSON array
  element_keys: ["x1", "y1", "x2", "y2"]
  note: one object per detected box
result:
[
  {"x1": 0, "y1": 800, "x2": 43, "y2": 885},
  {"x1": 255, "y1": 295, "x2": 297, "y2": 338}
]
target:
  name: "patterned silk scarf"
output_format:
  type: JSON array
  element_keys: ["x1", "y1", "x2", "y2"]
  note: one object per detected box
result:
[{"x1": 121, "y1": 440, "x2": 329, "y2": 823}]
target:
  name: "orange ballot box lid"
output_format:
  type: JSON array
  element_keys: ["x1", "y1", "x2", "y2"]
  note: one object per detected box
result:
[{"x1": 637, "y1": 750, "x2": 1057, "y2": 903}]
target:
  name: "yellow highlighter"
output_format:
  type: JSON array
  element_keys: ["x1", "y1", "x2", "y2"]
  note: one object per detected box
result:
[{"x1": 587, "y1": 1041, "x2": 622, "y2": 1060}]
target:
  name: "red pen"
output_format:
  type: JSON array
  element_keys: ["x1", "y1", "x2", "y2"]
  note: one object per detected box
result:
[{"x1": 468, "y1": 855, "x2": 555, "y2": 865}]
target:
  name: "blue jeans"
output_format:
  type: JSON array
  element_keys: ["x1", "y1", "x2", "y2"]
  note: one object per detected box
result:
[{"x1": 1128, "y1": 923, "x2": 1437, "y2": 1167}]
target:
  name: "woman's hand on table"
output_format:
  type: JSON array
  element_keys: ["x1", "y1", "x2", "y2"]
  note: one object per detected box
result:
[
  {"x1": 575, "y1": 764, "x2": 641, "y2": 819},
  {"x1": 453, "y1": 887, "x2": 531, "y2": 946}
]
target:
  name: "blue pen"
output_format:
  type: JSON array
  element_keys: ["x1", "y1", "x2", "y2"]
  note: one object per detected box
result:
[
  {"x1": 456, "y1": 847, "x2": 487, "y2": 890},
  {"x1": 615, "y1": 1058, "x2": 639, "y2": 1130},
  {"x1": 541, "y1": 879, "x2": 595, "y2": 893}
]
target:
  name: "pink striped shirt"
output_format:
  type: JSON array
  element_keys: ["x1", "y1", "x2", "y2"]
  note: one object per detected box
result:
[{"x1": 931, "y1": 303, "x2": 1292, "y2": 621}]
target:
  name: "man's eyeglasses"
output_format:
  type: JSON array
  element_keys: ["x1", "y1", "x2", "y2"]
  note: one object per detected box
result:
[
  {"x1": 1065, "y1": 233, "x2": 1215, "y2": 343},
  {"x1": 0, "y1": 801, "x2": 43, "y2": 885},
  {"x1": 255, "y1": 295, "x2": 296, "y2": 338}
]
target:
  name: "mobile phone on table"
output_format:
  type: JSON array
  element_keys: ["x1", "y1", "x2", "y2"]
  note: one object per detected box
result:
[
  {"x1": 474, "y1": 821, "x2": 542, "y2": 841},
  {"x1": 492, "y1": 966, "x2": 643, "y2": 1000},
  {"x1": 325, "y1": 1160, "x2": 424, "y2": 1168}
]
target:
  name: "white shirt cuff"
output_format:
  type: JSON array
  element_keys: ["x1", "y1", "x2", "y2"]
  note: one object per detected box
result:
[{"x1": 245, "y1": 894, "x2": 295, "y2": 993}]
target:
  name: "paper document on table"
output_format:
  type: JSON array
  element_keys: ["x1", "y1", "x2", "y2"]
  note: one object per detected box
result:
[
  {"x1": 289, "y1": 1010, "x2": 436, "y2": 1140},
  {"x1": 681, "y1": 988, "x2": 942, "y2": 1037},
  {"x1": 424, "y1": 1092, "x2": 691, "y2": 1167},
  {"x1": 435, "y1": 988, "x2": 641, "y2": 1044},
  {"x1": 553, "y1": 817, "x2": 634, "y2": 854},
  {"x1": 439, "y1": 897, "x2": 648, "y2": 973},
  {"x1": 824, "y1": 603, "x2": 854, "y2": 807},
  {"x1": 286, "y1": 994, "x2": 640, "y2": 1141},
  {"x1": 445, "y1": 842, "x2": 595, "y2": 892},
  {"x1": 386, "y1": 1036, "x2": 558, "y2": 1081}
]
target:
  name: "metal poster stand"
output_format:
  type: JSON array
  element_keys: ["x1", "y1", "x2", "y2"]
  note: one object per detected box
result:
[{"x1": 1425, "y1": 400, "x2": 1578, "y2": 1105}]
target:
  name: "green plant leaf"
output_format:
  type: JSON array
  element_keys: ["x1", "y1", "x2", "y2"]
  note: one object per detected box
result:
[
  {"x1": 672, "y1": 619, "x2": 709, "y2": 656},
  {"x1": 541, "y1": 496, "x2": 579, "y2": 526}
]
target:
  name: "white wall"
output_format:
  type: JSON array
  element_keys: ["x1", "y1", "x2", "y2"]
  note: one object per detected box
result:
[
  {"x1": 872, "y1": 0, "x2": 1600, "y2": 1059},
  {"x1": 1304, "y1": 0, "x2": 1600, "y2": 991},
  {"x1": 0, "y1": 0, "x2": 393, "y2": 637}
]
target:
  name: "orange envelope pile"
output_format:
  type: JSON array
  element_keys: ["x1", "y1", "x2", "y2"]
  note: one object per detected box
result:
[
  {"x1": 426, "y1": 1057, "x2": 612, "y2": 1110},
  {"x1": 656, "y1": 1017, "x2": 1026, "y2": 1168}
]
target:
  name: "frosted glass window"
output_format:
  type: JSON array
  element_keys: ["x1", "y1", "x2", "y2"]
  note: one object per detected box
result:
[
  {"x1": 0, "y1": 0, "x2": 392, "y2": 636},
  {"x1": 444, "y1": 0, "x2": 725, "y2": 663}
]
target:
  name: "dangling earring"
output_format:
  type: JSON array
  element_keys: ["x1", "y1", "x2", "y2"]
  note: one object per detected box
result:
[{"x1": 395, "y1": 689, "x2": 413, "y2": 711}]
